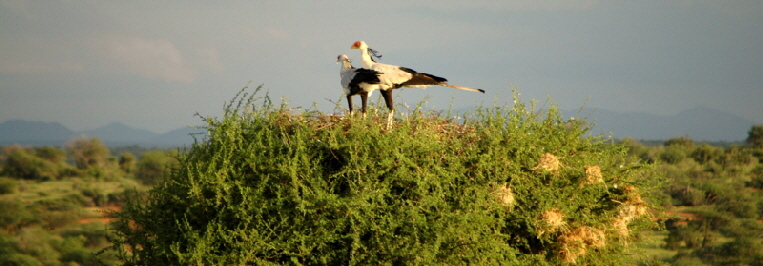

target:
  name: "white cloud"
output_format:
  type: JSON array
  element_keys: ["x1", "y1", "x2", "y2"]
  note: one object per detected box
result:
[{"x1": 90, "y1": 34, "x2": 197, "y2": 83}]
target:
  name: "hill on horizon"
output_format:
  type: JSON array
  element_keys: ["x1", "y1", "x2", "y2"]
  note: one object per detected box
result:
[
  {"x1": 0, "y1": 106, "x2": 757, "y2": 147},
  {"x1": 0, "y1": 120, "x2": 203, "y2": 147},
  {"x1": 563, "y1": 105, "x2": 755, "y2": 142}
]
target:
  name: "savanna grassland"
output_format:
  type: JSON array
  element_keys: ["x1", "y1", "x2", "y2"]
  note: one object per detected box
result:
[
  {"x1": 1, "y1": 139, "x2": 178, "y2": 266},
  {"x1": 2, "y1": 86, "x2": 762, "y2": 265}
]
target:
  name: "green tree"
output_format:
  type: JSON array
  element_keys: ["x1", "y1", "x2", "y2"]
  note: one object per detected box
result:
[
  {"x1": 134, "y1": 150, "x2": 177, "y2": 185},
  {"x1": 66, "y1": 136, "x2": 110, "y2": 170},
  {"x1": 34, "y1": 147, "x2": 67, "y2": 163},
  {"x1": 665, "y1": 136, "x2": 694, "y2": 148},
  {"x1": 2, "y1": 146, "x2": 61, "y2": 180},
  {"x1": 690, "y1": 144, "x2": 723, "y2": 164},
  {"x1": 111, "y1": 87, "x2": 661, "y2": 265},
  {"x1": 119, "y1": 152, "x2": 136, "y2": 174},
  {"x1": 0, "y1": 200, "x2": 36, "y2": 231},
  {"x1": 746, "y1": 125, "x2": 763, "y2": 149},
  {"x1": 660, "y1": 145, "x2": 689, "y2": 164}
]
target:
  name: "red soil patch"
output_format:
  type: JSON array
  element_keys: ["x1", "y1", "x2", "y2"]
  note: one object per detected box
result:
[{"x1": 79, "y1": 206, "x2": 122, "y2": 224}]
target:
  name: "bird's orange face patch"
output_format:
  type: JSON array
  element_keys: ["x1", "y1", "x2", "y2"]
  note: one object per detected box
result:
[{"x1": 351, "y1": 41, "x2": 361, "y2": 49}]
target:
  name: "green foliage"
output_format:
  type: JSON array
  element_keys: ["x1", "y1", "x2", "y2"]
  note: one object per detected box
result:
[
  {"x1": 134, "y1": 150, "x2": 179, "y2": 186},
  {"x1": 119, "y1": 152, "x2": 136, "y2": 174},
  {"x1": 747, "y1": 165, "x2": 763, "y2": 189},
  {"x1": 112, "y1": 87, "x2": 660, "y2": 265},
  {"x1": 664, "y1": 137, "x2": 694, "y2": 148},
  {"x1": 670, "y1": 255, "x2": 706, "y2": 266},
  {"x1": 57, "y1": 232, "x2": 112, "y2": 266},
  {"x1": 15, "y1": 228, "x2": 61, "y2": 265},
  {"x1": 67, "y1": 136, "x2": 111, "y2": 170},
  {"x1": 0, "y1": 254, "x2": 44, "y2": 266},
  {"x1": 0, "y1": 224, "x2": 119, "y2": 266},
  {"x1": 746, "y1": 125, "x2": 763, "y2": 150},
  {"x1": 0, "y1": 199, "x2": 36, "y2": 231},
  {"x1": 0, "y1": 140, "x2": 149, "y2": 266},
  {"x1": 62, "y1": 223, "x2": 112, "y2": 249},
  {"x1": 625, "y1": 133, "x2": 763, "y2": 265},
  {"x1": 32, "y1": 197, "x2": 83, "y2": 230},
  {"x1": 0, "y1": 180, "x2": 19, "y2": 194},
  {"x1": 660, "y1": 146, "x2": 688, "y2": 164},
  {"x1": 689, "y1": 145, "x2": 722, "y2": 164},
  {"x1": 35, "y1": 147, "x2": 67, "y2": 164},
  {"x1": 1, "y1": 146, "x2": 72, "y2": 181}
]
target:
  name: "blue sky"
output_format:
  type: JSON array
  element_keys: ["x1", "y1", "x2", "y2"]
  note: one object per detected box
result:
[{"x1": 1, "y1": 1, "x2": 761, "y2": 133}]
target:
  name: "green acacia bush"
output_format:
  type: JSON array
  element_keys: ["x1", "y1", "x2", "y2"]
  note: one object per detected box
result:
[
  {"x1": 111, "y1": 86, "x2": 661, "y2": 265},
  {"x1": 2, "y1": 147, "x2": 62, "y2": 181}
]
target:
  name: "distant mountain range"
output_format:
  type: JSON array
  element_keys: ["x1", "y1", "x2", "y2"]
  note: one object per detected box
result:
[
  {"x1": 560, "y1": 106, "x2": 755, "y2": 142},
  {"x1": 0, "y1": 121, "x2": 204, "y2": 147},
  {"x1": 0, "y1": 106, "x2": 757, "y2": 147}
]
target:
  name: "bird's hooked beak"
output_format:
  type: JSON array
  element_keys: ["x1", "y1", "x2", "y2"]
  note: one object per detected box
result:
[{"x1": 336, "y1": 55, "x2": 350, "y2": 64}]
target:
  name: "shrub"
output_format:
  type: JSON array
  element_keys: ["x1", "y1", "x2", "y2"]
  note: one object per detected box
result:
[
  {"x1": 111, "y1": 87, "x2": 661, "y2": 265},
  {"x1": 0, "y1": 181, "x2": 18, "y2": 194},
  {"x1": 119, "y1": 152, "x2": 136, "y2": 174},
  {"x1": 0, "y1": 254, "x2": 44, "y2": 266},
  {"x1": 747, "y1": 125, "x2": 763, "y2": 150},
  {"x1": 747, "y1": 165, "x2": 763, "y2": 189},
  {"x1": 690, "y1": 144, "x2": 723, "y2": 164},
  {"x1": 34, "y1": 147, "x2": 67, "y2": 164},
  {"x1": 134, "y1": 150, "x2": 179, "y2": 186},
  {"x1": 665, "y1": 137, "x2": 694, "y2": 148},
  {"x1": 0, "y1": 200, "x2": 36, "y2": 231},
  {"x1": 660, "y1": 146, "x2": 689, "y2": 164},
  {"x1": 15, "y1": 228, "x2": 60, "y2": 265},
  {"x1": 32, "y1": 198, "x2": 82, "y2": 230},
  {"x1": 2, "y1": 147, "x2": 60, "y2": 181},
  {"x1": 67, "y1": 136, "x2": 111, "y2": 170}
]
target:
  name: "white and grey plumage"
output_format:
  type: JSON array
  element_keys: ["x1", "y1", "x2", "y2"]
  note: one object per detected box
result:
[
  {"x1": 337, "y1": 54, "x2": 383, "y2": 116},
  {"x1": 350, "y1": 41, "x2": 484, "y2": 117}
]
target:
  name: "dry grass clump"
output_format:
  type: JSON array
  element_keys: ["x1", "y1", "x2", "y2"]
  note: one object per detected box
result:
[
  {"x1": 557, "y1": 226, "x2": 606, "y2": 264},
  {"x1": 532, "y1": 153, "x2": 562, "y2": 173},
  {"x1": 621, "y1": 185, "x2": 644, "y2": 204},
  {"x1": 415, "y1": 114, "x2": 476, "y2": 136},
  {"x1": 538, "y1": 208, "x2": 567, "y2": 236},
  {"x1": 492, "y1": 183, "x2": 515, "y2": 207},
  {"x1": 612, "y1": 217, "x2": 630, "y2": 237},
  {"x1": 583, "y1": 165, "x2": 604, "y2": 184},
  {"x1": 612, "y1": 185, "x2": 649, "y2": 237},
  {"x1": 619, "y1": 204, "x2": 648, "y2": 218}
]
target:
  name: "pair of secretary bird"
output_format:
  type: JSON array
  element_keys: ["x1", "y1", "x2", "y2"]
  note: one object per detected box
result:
[{"x1": 338, "y1": 41, "x2": 484, "y2": 127}]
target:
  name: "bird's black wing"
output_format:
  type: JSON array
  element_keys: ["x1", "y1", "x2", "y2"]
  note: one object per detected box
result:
[
  {"x1": 350, "y1": 68, "x2": 382, "y2": 86},
  {"x1": 347, "y1": 68, "x2": 382, "y2": 96}
]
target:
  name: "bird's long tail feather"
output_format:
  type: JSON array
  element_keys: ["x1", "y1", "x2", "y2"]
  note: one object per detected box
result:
[{"x1": 442, "y1": 84, "x2": 485, "y2": 93}]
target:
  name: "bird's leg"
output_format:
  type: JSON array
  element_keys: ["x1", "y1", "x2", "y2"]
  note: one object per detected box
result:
[
  {"x1": 346, "y1": 95, "x2": 354, "y2": 117},
  {"x1": 380, "y1": 89, "x2": 394, "y2": 129},
  {"x1": 381, "y1": 89, "x2": 394, "y2": 111},
  {"x1": 386, "y1": 110, "x2": 394, "y2": 130},
  {"x1": 360, "y1": 92, "x2": 369, "y2": 119}
]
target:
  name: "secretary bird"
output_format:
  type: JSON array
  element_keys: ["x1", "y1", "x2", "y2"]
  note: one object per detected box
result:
[
  {"x1": 337, "y1": 54, "x2": 382, "y2": 116},
  {"x1": 350, "y1": 41, "x2": 484, "y2": 126}
]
